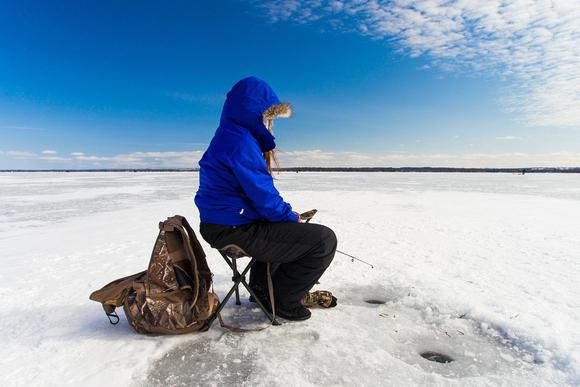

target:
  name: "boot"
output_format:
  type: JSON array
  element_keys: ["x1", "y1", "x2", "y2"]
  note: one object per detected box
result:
[
  {"x1": 276, "y1": 304, "x2": 311, "y2": 321},
  {"x1": 248, "y1": 285, "x2": 270, "y2": 307}
]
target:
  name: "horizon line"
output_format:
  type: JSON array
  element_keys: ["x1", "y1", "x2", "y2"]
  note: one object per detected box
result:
[{"x1": 1, "y1": 167, "x2": 579, "y2": 173}]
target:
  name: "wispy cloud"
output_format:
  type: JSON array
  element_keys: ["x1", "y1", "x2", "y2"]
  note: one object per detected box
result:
[
  {"x1": 167, "y1": 91, "x2": 224, "y2": 105},
  {"x1": 278, "y1": 149, "x2": 580, "y2": 168},
  {"x1": 1, "y1": 150, "x2": 204, "y2": 168},
  {"x1": 0, "y1": 150, "x2": 37, "y2": 158},
  {"x1": 70, "y1": 151, "x2": 205, "y2": 168},
  {"x1": 258, "y1": 0, "x2": 580, "y2": 127},
  {"x1": 496, "y1": 135, "x2": 523, "y2": 140},
  {"x1": 2, "y1": 148, "x2": 578, "y2": 168},
  {"x1": 1, "y1": 125, "x2": 48, "y2": 131},
  {"x1": 40, "y1": 156, "x2": 71, "y2": 161}
]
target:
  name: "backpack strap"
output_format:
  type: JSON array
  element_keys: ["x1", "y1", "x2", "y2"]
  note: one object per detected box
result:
[
  {"x1": 159, "y1": 216, "x2": 201, "y2": 306},
  {"x1": 266, "y1": 263, "x2": 276, "y2": 322},
  {"x1": 89, "y1": 270, "x2": 146, "y2": 324},
  {"x1": 176, "y1": 216, "x2": 213, "y2": 279}
]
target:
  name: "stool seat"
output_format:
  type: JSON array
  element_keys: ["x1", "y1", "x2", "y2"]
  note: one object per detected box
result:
[{"x1": 219, "y1": 244, "x2": 249, "y2": 259}]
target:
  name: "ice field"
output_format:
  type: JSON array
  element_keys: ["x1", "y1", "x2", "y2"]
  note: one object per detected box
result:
[{"x1": 1, "y1": 172, "x2": 579, "y2": 386}]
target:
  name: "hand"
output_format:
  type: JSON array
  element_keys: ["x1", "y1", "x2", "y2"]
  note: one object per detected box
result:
[{"x1": 293, "y1": 211, "x2": 302, "y2": 223}]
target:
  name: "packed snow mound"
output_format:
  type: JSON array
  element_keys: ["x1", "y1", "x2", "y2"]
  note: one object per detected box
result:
[{"x1": 1, "y1": 172, "x2": 579, "y2": 386}]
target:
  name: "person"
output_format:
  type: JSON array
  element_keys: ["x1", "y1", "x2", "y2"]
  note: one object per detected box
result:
[{"x1": 195, "y1": 76, "x2": 336, "y2": 321}]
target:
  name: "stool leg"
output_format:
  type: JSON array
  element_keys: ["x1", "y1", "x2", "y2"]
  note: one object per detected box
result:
[
  {"x1": 232, "y1": 259, "x2": 241, "y2": 305},
  {"x1": 204, "y1": 280, "x2": 240, "y2": 330},
  {"x1": 241, "y1": 278, "x2": 281, "y2": 326}
]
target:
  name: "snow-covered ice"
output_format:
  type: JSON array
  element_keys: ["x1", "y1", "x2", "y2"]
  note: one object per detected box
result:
[{"x1": 1, "y1": 172, "x2": 579, "y2": 386}]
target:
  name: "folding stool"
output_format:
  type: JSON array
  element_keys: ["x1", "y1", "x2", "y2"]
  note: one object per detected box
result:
[{"x1": 205, "y1": 244, "x2": 280, "y2": 329}]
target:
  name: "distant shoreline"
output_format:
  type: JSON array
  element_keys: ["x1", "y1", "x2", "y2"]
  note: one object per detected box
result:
[{"x1": 1, "y1": 167, "x2": 579, "y2": 173}]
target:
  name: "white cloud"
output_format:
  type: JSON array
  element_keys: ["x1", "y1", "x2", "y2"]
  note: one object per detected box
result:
[
  {"x1": 2, "y1": 150, "x2": 204, "y2": 168},
  {"x1": 72, "y1": 151, "x2": 205, "y2": 168},
  {"x1": 282, "y1": 149, "x2": 339, "y2": 162},
  {"x1": 277, "y1": 149, "x2": 580, "y2": 168},
  {"x1": 42, "y1": 150, "x2": 57, "y2": 155},
  {"x1": 496, "y1": 135, "x2": 523, "y2": 140},
  {"x1": 73, "y1": 155, "x2": 108, "y2": 161},
  {"x1": 259, "y1": 0, "x2": 580, "y2": 127},
  {"x1": 3, "y1": 148, "x2": 578, "y2": 168},
  {"x1": 167, "y1": 92, "x2": 224, "y2": 104},
  {"x1": 1, "y1": 125, "x2": 47, "y2": 131},
  {"x1": 1, "y1": 150, "x2": 37, "y2": 158},
  {"x1": 40, "y1": 156, "x2": 71, "y2": 161}
]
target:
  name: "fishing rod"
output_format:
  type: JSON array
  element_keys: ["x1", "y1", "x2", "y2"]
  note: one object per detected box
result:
[
  {"x1": 336, "y1": 249, "x2": 374, "y2": 269},
  {"x1": 301, "y1": 209, "x2": 374, "y2": 269}
]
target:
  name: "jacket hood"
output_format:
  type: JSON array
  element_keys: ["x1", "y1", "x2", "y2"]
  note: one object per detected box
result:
[{"x1": 219, "y1": 76, "x2": 292, "y2": 152}]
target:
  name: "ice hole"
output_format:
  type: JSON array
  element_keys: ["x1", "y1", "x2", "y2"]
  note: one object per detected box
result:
[
  {"x1": 420, "y1": 351, "x2": 454, "y2": 364},
  {"x1": 365, "y1": 299, "x2": 386, "y2": 305}
]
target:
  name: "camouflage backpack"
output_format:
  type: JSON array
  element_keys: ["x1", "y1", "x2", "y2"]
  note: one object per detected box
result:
[{"x1": 89, "y1": 215, "x2": 218, "y2": 334}]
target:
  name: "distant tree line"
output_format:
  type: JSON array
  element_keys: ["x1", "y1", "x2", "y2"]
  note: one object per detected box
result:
[{"x1": 1, "y1": 167, "x2": 579, "y2": 173}]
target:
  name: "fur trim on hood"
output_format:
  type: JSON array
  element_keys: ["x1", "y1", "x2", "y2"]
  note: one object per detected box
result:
[{"x1": 263, "y1": 103, "x2": 293, "y2": 121}]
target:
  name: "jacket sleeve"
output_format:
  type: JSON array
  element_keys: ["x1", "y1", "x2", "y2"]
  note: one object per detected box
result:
[{"x1": 229, "y1": 141, "x2": 298, "y2": 223}]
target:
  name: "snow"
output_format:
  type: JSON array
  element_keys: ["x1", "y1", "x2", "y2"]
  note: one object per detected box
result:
[{"x1": 1, "y1": 172, "x2": 579, "y2": 386}]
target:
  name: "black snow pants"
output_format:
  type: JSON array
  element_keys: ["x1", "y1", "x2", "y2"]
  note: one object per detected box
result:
[{"x1": 200, "y1": 221, "x2": 337, "y2": 309}]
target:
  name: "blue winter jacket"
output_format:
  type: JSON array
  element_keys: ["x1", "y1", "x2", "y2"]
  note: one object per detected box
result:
[{"x1": 194, "y1": 77, "x2": 298, "y2": 226}]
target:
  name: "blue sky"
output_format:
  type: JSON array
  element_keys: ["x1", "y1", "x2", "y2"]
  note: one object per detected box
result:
[{"x1": 1, "y1": 0, "x2": 579, "y2": 169}]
